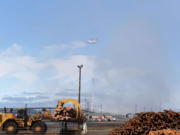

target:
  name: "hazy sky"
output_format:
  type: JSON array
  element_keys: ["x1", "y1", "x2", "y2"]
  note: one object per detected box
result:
[{"x1": 0, "y1": 0, "x2": 180, "y2": 114}]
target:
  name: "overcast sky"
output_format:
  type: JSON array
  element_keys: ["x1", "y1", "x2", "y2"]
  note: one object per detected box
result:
[{"x1": 0, "y1": 0, "x2": 180, "y2": 114}]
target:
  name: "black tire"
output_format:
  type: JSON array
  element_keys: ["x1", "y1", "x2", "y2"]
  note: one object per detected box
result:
[
  {"x1": 32, "y1": 122, "x2": 46, "y2": 134},
  {"x1": 43, "y1": 123, "x2": 47, "y2": 133},
  {"x1": 15, "y1": 130, "x2": 19, "y2": 134},
  {"x1": 5, "y1": 122, "x2": 18, "y2": 134}
]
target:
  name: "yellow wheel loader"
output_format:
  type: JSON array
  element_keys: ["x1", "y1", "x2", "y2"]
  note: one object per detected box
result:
[
  {"x1": 0, "y1": 99, "x2": 83, "y2": 134},
  {"x1": 0, "y1": 108, "x2": 53, "y2": 134}
]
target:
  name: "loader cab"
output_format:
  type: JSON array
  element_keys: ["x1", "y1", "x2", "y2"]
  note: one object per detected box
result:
[{"x1": 17, "y1": 109, "x2": 28, "y2": 120}]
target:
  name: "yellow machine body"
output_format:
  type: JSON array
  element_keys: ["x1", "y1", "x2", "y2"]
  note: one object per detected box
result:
[
  {"x1": 0, "y1": 108, "x2": 53, "y2": 131},
  {"x1": 0, "y1": 113, "x2": 13, "y2": 130},
  {"x1": 27, "y1": 108, "x2": 54, "y2": 126},
  {"x1": 0, "y1": 113, "x2": 25, "y2": 130},
  {"x1": 0, "y1": 99, "x2": 83, "y2": 133}
]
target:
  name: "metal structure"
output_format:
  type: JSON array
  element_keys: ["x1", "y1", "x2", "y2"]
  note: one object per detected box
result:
[
  {"x1": 54, "y1": 99, "x2": 87, "y2": 134},
  {"x1": 160, "y1": 102, "x2": 161, "y2": 112},
  {"x1": 101, "y1": 104, "x2": 102, "y2": 113},
  {"x1": 85, "y1": 99, "x2": 87, "y2": 114},
  {"x1": 77, "y1": 65, "x2": 83, "y2": 130},
  {"x1": 135, "y1": 105, "x2": 137, "y2": 113},
  {"x1": 91, "y1": 78, "x2": 95, "y2": 112}
]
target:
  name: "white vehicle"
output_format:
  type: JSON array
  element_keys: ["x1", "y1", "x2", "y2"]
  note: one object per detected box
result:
[
  {"x1": 87, "y1": 38, "x2": 98, "y2": 44},
  {"x1": 112, "y1": 117, "x2": 116, "y2": 121}
]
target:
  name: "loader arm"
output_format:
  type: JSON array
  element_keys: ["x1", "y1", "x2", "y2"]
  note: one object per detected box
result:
[
  {"x1": 42, "y1": 108, "x2": 54, "y2": 120},
  {"x1": 27, "y1": 109, "x2": 54, "y2": 126},
  {"x1": 58, "y1": 99, "x2": 81, "y2": 119}
]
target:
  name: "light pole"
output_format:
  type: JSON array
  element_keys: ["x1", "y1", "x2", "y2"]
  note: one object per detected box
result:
[
  {"x1": 87, "y1": 101, "x2": 89, "y2": 114},
  {"x1": 77, "y1": 65, "x2": 83, "y2": 104},
  {"x1": 77, "y1": 64, "x2": 83, "y2": 130},
  {"x1": 85, "y1": 99, "x2": 87, "y2": 114},
  {"x1": 101, "y1": 104, "x2": 102, "y2": 113}
]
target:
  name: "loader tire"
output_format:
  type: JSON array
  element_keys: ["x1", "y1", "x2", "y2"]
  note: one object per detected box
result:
[
  {"x1": 43, "y1": 123, "x2": 47, "y2": 133},
  {"x1": 32, "y1": 122, "x2": 46, "y2": 134},
  {"x1": 5, "y1": 122, "x2": 18, "y2": 134}
]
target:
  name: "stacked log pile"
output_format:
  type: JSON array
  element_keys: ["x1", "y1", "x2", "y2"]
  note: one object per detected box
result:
[
  {"x1": 109, "y1": 110, "x2": 180, "y2": 135},
  {"x1": 149, "y1": 129, "x2": 180, "y2": 135},
  {"x1": 52, "y1": 106, "x2": 86, "y2": 123}
]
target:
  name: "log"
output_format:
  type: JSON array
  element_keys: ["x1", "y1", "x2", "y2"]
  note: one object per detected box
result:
[{"x1": 52, "y1": 105, "x2": 86, "y2": 122}]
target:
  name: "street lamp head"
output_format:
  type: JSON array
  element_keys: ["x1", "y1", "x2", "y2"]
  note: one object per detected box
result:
[{"x1": 77, "y1": 65, "x2": 83, "y2": 68}]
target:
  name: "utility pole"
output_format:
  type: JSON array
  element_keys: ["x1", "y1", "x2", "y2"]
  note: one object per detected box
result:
[
  {"x1": 101, "y1": 104, "x2": 102, "y2": 113},
  {"x1": 77, "y1": 65, "x2": 83, "y2": 104},
  {"x1": 151, "y1": 107, "x2": 152, "y2": 112},
  {"x1": 77, "y1": 64, "x2": 83, "y2": 130},
  {"x1": 87, "y1": 101, "x2": 90, "y2": 120},
  {"x1": 144, "y1": 107, "x2": 145, "y2": 112},
  {"x1": 135, "y1": 105, "x2": 137, "y2": 114},
  {"x1": 160, "y1": 102, "x2": 161, "y2": 112},
  {"x1": 85, "y1": 99, "x2": 87, "y2": 114},
  {"x1": 87, "y1": 102, "x2": 88, "y2": 112}
]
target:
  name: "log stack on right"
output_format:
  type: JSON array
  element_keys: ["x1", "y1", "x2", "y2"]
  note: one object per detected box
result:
[
  {"x1": 149, "y1": 129, "x2": 180, "y2": 135},
  {"x1": 52, "y1": 106, "x2": 86, "y2": 123},
  {"x1": 109, "y1": 110, "x2": 180, "y2": 135}
]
